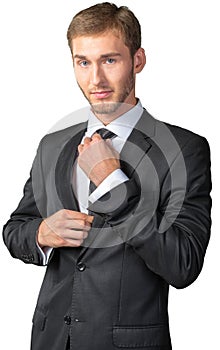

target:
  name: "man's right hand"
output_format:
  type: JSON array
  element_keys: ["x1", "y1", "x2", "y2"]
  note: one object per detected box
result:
[{"x1": 37, "y1": 209, "x2": 94, "y2": 249}]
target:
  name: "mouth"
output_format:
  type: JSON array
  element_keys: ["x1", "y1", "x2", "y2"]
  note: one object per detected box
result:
[{"x1": 90, "y1": 90, "x2": 113, "y2": 99}]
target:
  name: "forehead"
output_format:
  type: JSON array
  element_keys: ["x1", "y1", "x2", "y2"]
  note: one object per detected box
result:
[{"x1": 71, "y1": 31, "x2": 129, "y2": 58}]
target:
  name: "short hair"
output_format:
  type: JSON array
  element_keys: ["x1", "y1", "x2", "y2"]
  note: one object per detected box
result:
[{"x1": 67, "y1": 2, "x2": 141, "y2": 57}]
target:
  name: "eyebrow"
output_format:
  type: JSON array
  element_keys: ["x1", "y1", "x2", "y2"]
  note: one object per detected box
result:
[{"x1": 73, "y1": 52, "x2": 122, "y2": 60}]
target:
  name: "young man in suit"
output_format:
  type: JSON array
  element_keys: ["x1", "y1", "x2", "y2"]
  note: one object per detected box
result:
[{"x1": 3, "y1": 3, "x2": 212, "y2": 350}]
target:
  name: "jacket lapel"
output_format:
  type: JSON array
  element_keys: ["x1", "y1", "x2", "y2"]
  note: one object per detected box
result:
[
  {"x1": 120, "y1": 109, "x2": 156, "y2": 177},
  {"x1": 55, "y1": 122, "x2": 87, "y2": 211}
]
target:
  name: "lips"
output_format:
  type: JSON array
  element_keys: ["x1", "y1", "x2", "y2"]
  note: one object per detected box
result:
[{"x1": 91, "y1": 91, "x2": 113, "y2": 99}]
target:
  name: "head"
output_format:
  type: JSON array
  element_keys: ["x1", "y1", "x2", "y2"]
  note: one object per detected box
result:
[{"x1": 67, "y1": 3, "x2": 146, "y2": 122}]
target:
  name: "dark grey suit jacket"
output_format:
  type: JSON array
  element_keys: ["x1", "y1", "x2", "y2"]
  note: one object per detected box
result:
[{"x1": 3, "y1": 109, "x2": 212, "y2": 350}]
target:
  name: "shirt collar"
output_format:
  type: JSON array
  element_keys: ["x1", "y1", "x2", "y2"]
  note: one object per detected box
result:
[{"x1": 86, "y1": 100, "x2": 143, "y2": 141}]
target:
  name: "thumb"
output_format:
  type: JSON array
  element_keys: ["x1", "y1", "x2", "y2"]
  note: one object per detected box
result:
[{"x1": 105, "y1": 139, "x2": 113, "y2": 146}]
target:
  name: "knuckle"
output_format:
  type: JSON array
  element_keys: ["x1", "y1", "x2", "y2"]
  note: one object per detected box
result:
[
  {"x1": 59, "y1": 209, "x2": 66, "y2": 218},
  {"x1": 85, "y1": 223, "x2": 91, "y2": 230},
  {"x1": 83, "y1": 231, "x2": 88, "y2": 239},
  {"x1": 55, "y1": 220, "x2": 63, "y2": 230},
  {"x1": 75, "y1": 239, "x2": 83, "y2": 247},
  {"x1": 77, "y1": 231, "x2": 85, "y2": 240},
  {"x1": 78, "y1": 219, "x2": 86, "y2": 228}
]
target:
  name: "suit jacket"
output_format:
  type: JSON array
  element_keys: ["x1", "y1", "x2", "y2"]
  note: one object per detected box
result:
[{"x1": 3, "y1": 109, "x2": 212, "y2": 350}]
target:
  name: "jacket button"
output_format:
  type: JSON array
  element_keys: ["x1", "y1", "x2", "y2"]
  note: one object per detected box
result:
[
  {"x1": 22, "y1": 254, "x2": 34, "y2": 262},
  {"x1": 64, "y1": 316, "x2": 71, "y2": 325},
  {"x1": 76, "y1": 261, "x2": 86, "y2": 271}
]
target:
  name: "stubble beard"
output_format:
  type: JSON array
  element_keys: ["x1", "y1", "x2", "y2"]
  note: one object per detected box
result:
[{"x1": 79, "y1": 68, "x2": 135, "y2": 116}]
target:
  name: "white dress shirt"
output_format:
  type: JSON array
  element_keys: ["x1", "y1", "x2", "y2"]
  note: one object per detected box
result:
[{"x1": 39, "y1": 100, "x2": 143, "y2": 264}]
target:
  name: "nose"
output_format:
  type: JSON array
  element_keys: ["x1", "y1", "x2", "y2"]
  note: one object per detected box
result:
[{"x1": 90, "y1": 63, "x2": 105, "y2": 86}]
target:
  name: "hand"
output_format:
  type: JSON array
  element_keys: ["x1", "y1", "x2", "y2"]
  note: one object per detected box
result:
[
  {"x1": 37, "y1": 209, "x2": 94, "y2": 248},
  {"x1": 78, "y1": 133, "x2": 120, "y2": 186}
]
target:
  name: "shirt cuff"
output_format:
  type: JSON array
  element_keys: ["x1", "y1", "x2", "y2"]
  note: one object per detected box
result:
[
  {"x1": 36, "y1": 240, "x2": 53, "y2": 266},
  {"x1": 88, "y1": 169, "x2": 129, "y2": 204}
]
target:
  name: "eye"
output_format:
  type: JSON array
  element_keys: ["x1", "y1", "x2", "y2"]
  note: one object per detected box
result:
[
  {"x1": 79, "y1": 60, "x2": 89, "y2": 67},
  {"x1": 106, "y1": 58, "x2": 116, "y2": 64}
]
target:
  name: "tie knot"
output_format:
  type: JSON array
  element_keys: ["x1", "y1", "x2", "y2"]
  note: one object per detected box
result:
[{"x1": 94, "y1": 128, "x2": 116, "y2": 140}]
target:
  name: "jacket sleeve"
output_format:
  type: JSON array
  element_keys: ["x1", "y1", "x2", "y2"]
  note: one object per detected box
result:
[
  {"x1": 2, "y1": 142, "x2": 46, "y2": 266},
  {"x1": 89, "y1": 135, "x2": 212, "y2": 289}
]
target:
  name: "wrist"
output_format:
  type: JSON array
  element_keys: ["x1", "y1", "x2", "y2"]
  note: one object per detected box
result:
[
  {"x1": 37, "y1": 220, "x2": 47, "y2": 248},
  {"x1": 90, "y1": 165, "x2": 120, "y2": 186}
]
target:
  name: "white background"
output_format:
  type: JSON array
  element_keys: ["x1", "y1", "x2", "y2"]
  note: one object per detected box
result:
[{"x1": 0, "y1": 0, "x2": 219, "y2": 349}]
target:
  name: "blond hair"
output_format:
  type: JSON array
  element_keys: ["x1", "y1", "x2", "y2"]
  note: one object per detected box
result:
[{"x1": 67, "y1": 2, "x2": 141, "y2": 57}]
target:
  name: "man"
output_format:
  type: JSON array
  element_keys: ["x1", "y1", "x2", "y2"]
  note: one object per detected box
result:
[{"x1": 3, "y1": 3, "x2": 211, "y2": 350}]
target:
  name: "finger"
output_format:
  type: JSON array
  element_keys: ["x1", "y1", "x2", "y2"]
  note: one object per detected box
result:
[
  {"x1": 83, "y1": 137, "x2": 92, "y2": 145},
  {"x1": 64, "y1": 210, "x2": 89, "y2": 220},
  {"x1": 86, "y1": 215, "x2": 94, "y2": 224},
  {"x1": 91, "y1": 133, "x2": 102, "y2": 141},
  {"x1": 62, "y1": 210, "x2": 94, "y2": 225},
  {"x1": 78, "y1": 144, "x2": 83, "y2": 153},
  {"x1": 63, "y1": 238, "x2": 84, "y2": 247},
  {"x1": 62, "y1": 229, "x2": 88, "y2": 240},
  {"x1": 65, "y1": 219, "x2": 91, "y2": 231},
  {"x1": 105, "y1": 139, "x2": 113, "y2": 146},
  {"x1": 83, "y1": 230, "x2": 88, "y2": 239}
]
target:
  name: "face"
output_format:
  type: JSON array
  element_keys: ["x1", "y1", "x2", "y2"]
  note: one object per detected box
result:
[{"x1": 71, "y1": 31, "x2": 145, "y2": 122}]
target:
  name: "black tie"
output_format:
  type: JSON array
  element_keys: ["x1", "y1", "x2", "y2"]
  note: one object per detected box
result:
[
  {"x1": 89, "y1": 128, "x2": 117, "y2": 197},
  {"x1": 94, "y1": 128, "x2": 116, "y2": 140}
]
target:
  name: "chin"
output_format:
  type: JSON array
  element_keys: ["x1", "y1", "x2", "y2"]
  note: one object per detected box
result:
[{"x1": 91, "y1": 101, "x2": 121, "y2": 115}]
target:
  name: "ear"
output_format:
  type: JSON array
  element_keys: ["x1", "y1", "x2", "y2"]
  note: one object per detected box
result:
[{"x1": 133, "y1": 48, "x2": 146, "y2": 73}]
